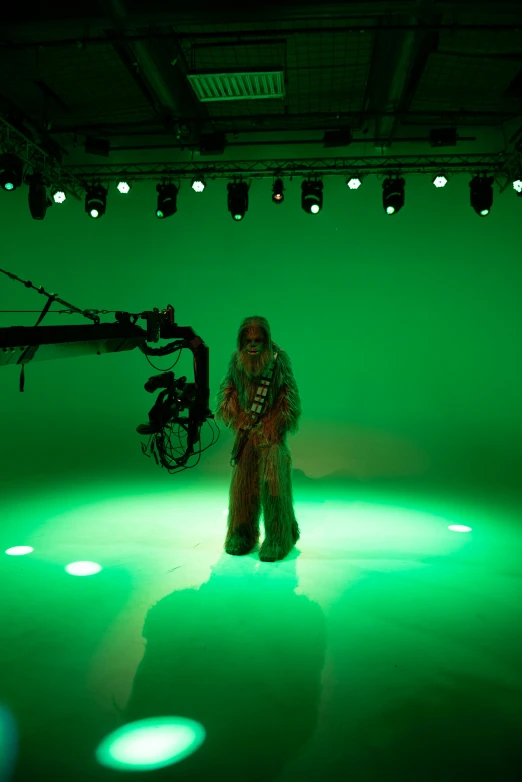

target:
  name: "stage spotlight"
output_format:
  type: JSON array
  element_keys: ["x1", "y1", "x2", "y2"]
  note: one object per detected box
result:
[
  {"x1": 85, "y1": 184, "x2": 108, "y2": 218},
  {"x1": 156, "y1": 183, "x2": 178, "y2": 218},
  {"x1": 347, "y1": 178, "x2": 362, "y2": 190},
  {"x1": 469, "y1": 175, "x2": 493, "y2": 217},
  {"x1": 192, "y1": 179, "x2": 206, "y2": 193},
  {"x1": 227, "y1": 181, "x2": 249, "y2": 221},
  {"x1": 512, "y1": 179, "x2": 522, "y2": 196},
  {"x1": 117, "y1": 181, "x2": 131, "y2": 194},
  {"x1": 0, "y1": 153, "x2": 24, "y2": 191},
  {"x1": 301, "y1": 180, "x2": 323, "y2": 214},
  {"x1": 52, "y1": 188, "x2": 66, "y2": 204},
  {"x1": 433, "y1": 175, "x2": 448, "y2": 188},
  {"x1": 272, "y1": 178, "x2": 284, "y2": 204},
  {"x1": 382, "y1": 177, "x2": 405, "y2": 215},
  {"x1": 26, "y1": 172, "x2": 51, "y2": 220}
]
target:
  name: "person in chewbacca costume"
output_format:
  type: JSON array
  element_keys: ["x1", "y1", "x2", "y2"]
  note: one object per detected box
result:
[{"x1": 215, "y1": 316, "x2": 301, "y2": 562}]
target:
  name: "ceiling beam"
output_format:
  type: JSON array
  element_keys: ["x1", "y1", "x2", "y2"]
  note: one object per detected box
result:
[
  {"x1": 48, "y1": 107, "x2": 517, "y2": 137},
  {"x1": 2, "y1": 0, "x2": 522, "y2": 45},
  {"x1": 97, "y1": 0, "x2": 209, "y2": 146},
  {"x1": 126, "y1": 1, "x2": 522, "y2": 27},
  {"x1": 0, "y1": 91, "x2": 68, "y2": 163},
  {"x1": 3, "y1": 1, "x2": 522, "y2": 29},
  {"x1": 362, "y1": 10, "x2": 444, "y2": 146}
]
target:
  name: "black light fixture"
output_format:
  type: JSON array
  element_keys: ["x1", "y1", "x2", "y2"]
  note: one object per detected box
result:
[
  {"x1": 429, "y1": 127, "x2": 457, "y2": 148},
  {"x1": 199, "y1": 133, "x2": 226, "y2": 156},
  {"x1": 469, "y1": 175, "x2": 493, "y2": 217},
  {"x1": 382, "y1": 177, "x2": 405, "y2": 215},
  {"x1": 156, "y1": 183, "x2": 178, "y2": 219},
  {"x1": 84, "y1": 136, "x2": 110, "y2": 157},
  {"x1": 301, "y1": 180, "x2": 323, "y2": 214},
  {"x1": 0, "y1": 152, "x2": 24, "y2": 191},
  {"x1": 322, "y1": 128, "x2": 352, "y2": 149},
  {"x1": 272, "y1": 178, "x2": 284, "y2": 204},
  {"x1": 227, "y1": 181, "x2": 249, "y2": 221},
  {"x1": 85, "y1": 184, "x2": 108, "y2": 218},
  {"x1": 26, "y1": 171, "x2": 52, "y2": 220}
]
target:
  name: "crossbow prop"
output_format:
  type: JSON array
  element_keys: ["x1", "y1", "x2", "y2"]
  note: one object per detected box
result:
[{"x1": 0, "y1": 267, "x2": 216, "y2": 474}]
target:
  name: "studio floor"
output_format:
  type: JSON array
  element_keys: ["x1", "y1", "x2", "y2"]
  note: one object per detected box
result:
[{"x1": 1, "y1": 471, "x2": 521, "y2": 782}]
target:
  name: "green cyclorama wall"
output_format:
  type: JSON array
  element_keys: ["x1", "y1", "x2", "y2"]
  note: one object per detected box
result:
[{"x1": 1, "y1": 173, "x2": 521, "y2": 490}]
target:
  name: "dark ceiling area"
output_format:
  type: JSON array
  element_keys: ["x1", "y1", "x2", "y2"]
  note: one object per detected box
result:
[{"x1": 0, "y1": 0, "x2": 521, "y2": 161}]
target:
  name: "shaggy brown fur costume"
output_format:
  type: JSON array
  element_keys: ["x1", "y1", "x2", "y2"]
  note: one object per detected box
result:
[{"x1": 215, "y1": 316, "x2": 301, "y2": 562}]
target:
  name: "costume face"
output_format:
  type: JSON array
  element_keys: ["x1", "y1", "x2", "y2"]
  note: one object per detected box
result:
[{"x1": 239, "y1": 326, "x2": 270, "y2": 378}]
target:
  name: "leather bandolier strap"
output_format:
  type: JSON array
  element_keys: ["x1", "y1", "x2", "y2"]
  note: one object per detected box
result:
[{"x1": 230, "y1": 352, "x2": 279, "y2": 467}]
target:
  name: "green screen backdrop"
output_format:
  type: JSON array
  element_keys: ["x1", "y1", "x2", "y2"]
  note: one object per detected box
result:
[{"x1": 1, "y1": 171, "x2": 521, "y2": 494}]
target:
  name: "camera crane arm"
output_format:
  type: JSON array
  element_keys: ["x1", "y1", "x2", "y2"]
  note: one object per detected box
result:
[
  {"x1": 0, "y1": 267, "x2": 212, "y2": 472},
  {"x1": 0, "y1": 306, "x2": 209, "y2": 419}
]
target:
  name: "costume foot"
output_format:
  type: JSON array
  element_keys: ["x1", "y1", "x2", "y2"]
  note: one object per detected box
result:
[
  {"x1": 225, "y1": 532, "x2": 258, "y2": 556},
  {"x1": 259, "y1": 539, "x2": 292, "y2": 562}
]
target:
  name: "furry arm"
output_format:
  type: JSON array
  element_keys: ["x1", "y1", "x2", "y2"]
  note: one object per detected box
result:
[
  {"x1": 215, "y1": 381, "x2": 241, "y2": 429},
  {"x1": 260, "y1": 383, "x2": 301, "y2": 440}
]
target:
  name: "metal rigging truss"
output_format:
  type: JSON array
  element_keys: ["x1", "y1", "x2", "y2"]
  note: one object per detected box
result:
[
  {"x1": 63, "y1": 152, "x2": 522, "y2": 194},
  {"x1": 2, "y1": 114, "x2": 522, "y2": 198},
  {"x1": 0, "y1": 116, "x2": 85, "y2": 200}
]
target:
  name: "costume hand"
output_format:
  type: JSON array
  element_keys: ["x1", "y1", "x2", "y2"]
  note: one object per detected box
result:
[
  {"x1": 254, "y1": 424, "x2": 282, "y2": 447},
  {"x1": 234, "y1": 410, "x2": 253, "y2": 432}
]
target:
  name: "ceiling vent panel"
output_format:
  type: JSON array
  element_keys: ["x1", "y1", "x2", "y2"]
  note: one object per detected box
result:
[{"x1": 187, "y1": 70, "x2": 285, "y2": 102}]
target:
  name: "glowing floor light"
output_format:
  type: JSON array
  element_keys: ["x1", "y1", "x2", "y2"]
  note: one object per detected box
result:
[
  {"x1": 5, "y1": 546, "x2": 33, "y2": 556},
  {"x1": 448, "y1": 525, "x2": 472, "y2": 533},
  {"x1": 95, "y1": 717, "x2": 206, "y2": 772},
  {"x1": 65, "y1": 561, "x2": 102, "y2": 576}
]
